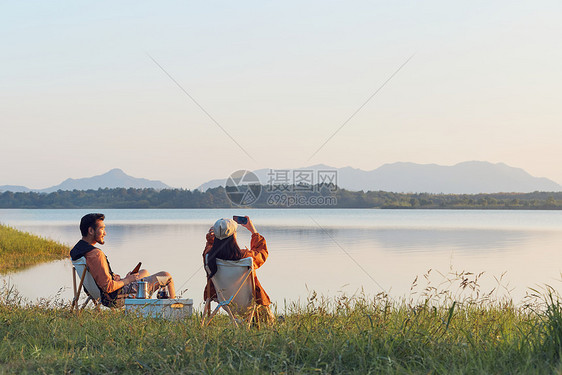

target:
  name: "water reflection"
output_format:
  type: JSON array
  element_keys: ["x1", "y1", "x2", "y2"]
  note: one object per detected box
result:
[
  {"x1": 261, "y1": 225, "x2": 530, "y2": 254},
  {"x1": 1, "y1": 210, "x2": 562, "y2": 308}
]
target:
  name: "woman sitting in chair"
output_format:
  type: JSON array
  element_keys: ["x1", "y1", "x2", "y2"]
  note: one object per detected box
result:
[{"x1": 203, "y1": 216, "x2": 274, "y2": 323}]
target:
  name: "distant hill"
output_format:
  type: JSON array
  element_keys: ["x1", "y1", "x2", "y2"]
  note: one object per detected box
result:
[
  {"x1": 0, "y1": 185, "x2": 32, "y2": 193},
  {"x1": 0, "y1": 169, "x2": 171, "y2": 193},
  {"x1": 197, "y1": 161, "x2": 562, "y2": 194},
  {"x1": 3, "y1": 162, "x2": 560, "y2": 195}
]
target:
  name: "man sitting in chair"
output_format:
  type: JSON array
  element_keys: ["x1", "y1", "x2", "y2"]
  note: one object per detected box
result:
[
  {"x1": 70, "y1": 213, "x2": 176, "y2": 307},
  {"x1": 203, "y1": 216, "x2": 275, "y2": 323}
]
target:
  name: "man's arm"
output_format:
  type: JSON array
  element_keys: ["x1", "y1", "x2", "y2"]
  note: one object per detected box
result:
[{"x1": 85, "y1": 249, "x2": 130, "y2": 293}]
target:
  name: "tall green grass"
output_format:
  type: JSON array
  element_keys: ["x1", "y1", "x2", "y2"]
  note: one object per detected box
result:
[
  {"x1": 0, "y1": 224, "x2": 70, "y2": 273},
  {"x1": 1, "y1": 277, "x2": 562, "y2": 374},
  {"x1": 1, "y1": 224, "x2": 561, "y2": 373}
]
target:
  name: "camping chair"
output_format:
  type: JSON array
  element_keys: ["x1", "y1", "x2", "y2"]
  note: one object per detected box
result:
[
  {"x1": 202, "y1": 257, "x2": 259, "y2": 328},
  {"x1": 71, "y1": 257, "x2": 101, "y2": 313}
]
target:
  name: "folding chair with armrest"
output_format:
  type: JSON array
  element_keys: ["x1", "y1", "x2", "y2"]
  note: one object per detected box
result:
[
  {"x1": 71, "y1": 257, "x2": 101, "y2": 312},
  {"x1": 202, "y1": 257, "x2": 259, "y2": 328}
]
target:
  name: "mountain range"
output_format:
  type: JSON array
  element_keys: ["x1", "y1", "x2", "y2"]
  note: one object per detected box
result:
[
  {"x1": 1, "y1": 162, "x2": 561, "y2": 194},
  {"x1": 0, "y1": 168, "x2": 170, "y2": 193},
  {"x1": 197, "y1": 161, "x2": 562, "y2": 194}
]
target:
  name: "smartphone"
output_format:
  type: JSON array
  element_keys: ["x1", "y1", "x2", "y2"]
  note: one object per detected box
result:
[
  {"x1": 233, "y1": 215, "x2": 248, "y2": 225},
  {"x1": 131, "y1": 262, "x2": 142, "y2": 274}
]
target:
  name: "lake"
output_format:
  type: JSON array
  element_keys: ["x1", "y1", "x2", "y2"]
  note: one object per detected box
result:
[{"x1": 1, "y1": 208, "x2": 562, "y2": 309}]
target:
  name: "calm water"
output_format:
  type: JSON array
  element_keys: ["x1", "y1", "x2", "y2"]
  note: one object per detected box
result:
[{"x1": 2, "y1": 209, "x2": 562, "y2": 308}]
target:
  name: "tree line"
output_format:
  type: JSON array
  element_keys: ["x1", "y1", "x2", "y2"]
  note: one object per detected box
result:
[{"x1": 2, "y1": 186, "x2": 562, "y2": 209}]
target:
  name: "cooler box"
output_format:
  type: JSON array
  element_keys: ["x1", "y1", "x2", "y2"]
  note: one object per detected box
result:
[{"x1": 124, "y1": 298, "x2": 193, "y2": 320}]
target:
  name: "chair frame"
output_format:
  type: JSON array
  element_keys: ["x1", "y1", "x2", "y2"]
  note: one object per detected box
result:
[
  {"x1": 71, "y1": 261, "x2": 100, "y2": 313},
  {"x1": 202, "y1": 257, "x2": 259, "y2": 328}
]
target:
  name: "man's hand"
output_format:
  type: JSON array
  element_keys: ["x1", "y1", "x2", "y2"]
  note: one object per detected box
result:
[
  {"x1": 113, "y1": 274, "x2": 121, "y2": 281},
  {"x1": 124, "y1": 272, "x2": 141, "y2": 285}
]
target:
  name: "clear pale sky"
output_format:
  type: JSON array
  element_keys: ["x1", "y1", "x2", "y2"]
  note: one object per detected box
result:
[{"x1": 1, "y1": 1, "x2": 561, "y2": 189}]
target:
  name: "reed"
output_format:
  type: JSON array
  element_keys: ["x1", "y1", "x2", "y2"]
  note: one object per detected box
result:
[
  {"x1": 1, "y1": 278, "x2": 561, "y2": 374},
  {"x1": 0, "y1": 224, "x2": 70, "y2": 274}
]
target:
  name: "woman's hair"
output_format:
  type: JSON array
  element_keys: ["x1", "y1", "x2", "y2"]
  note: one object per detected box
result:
[{"x1": 206, "y1": 235, "x2": 243, "y2": 278}]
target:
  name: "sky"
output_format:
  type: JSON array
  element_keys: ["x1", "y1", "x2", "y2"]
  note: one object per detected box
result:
[{"x1": 1, "y1": 1, "x2": 562, "y2": 189}]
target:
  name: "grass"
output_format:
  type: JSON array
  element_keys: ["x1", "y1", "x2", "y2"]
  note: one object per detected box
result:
[
  {"x1": 1, "y1": 227, "x2": 561, "y2": 373},
  {"x1": 0, "y1": 223, "x2": 70, "y2": 274},
  {"x1": 1, "y1": 274, "x2": 562, "y2": 374}
]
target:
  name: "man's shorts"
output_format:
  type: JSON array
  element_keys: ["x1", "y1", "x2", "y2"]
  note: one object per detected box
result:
[
  {"x1": 101, "y1": 281, "x2": 157, "y2": 308},
  {"x1": 119, "y1": 280, "x2": 157, "y2": 298},
  {"x1": 109, "y1": 282, "x2": 142, "y2": 308},
  {"x1": 121, "y1": 281, "x2": 139, "y2": 297}
]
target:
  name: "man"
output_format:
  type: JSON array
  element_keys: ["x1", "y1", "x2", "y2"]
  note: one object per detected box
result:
[{"x1": 70, "y1": 213, "x2": 175, "y2": 307}]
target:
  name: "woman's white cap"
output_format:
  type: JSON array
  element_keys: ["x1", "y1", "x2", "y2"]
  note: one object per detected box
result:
[{"x1": 213, "y1": 218, "x2": 238, "y2": 240}]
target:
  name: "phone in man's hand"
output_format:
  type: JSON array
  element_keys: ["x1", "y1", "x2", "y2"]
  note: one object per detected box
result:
[
  {"x1": 233, "y1": 215, "x2": 248, "y2": 225},
  {"x1": 131, "y1": 262, "x2": 142, "y2": 274}
]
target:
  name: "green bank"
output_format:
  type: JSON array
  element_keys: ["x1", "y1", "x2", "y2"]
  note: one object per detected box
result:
[{"x1": 0, "y1": 224, "x2": 69, "y2": 274}]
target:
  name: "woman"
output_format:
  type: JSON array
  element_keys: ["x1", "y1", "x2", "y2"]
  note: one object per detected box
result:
[{"x1": 203, "y1": 216, "x2": 274, "y2": 323}]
